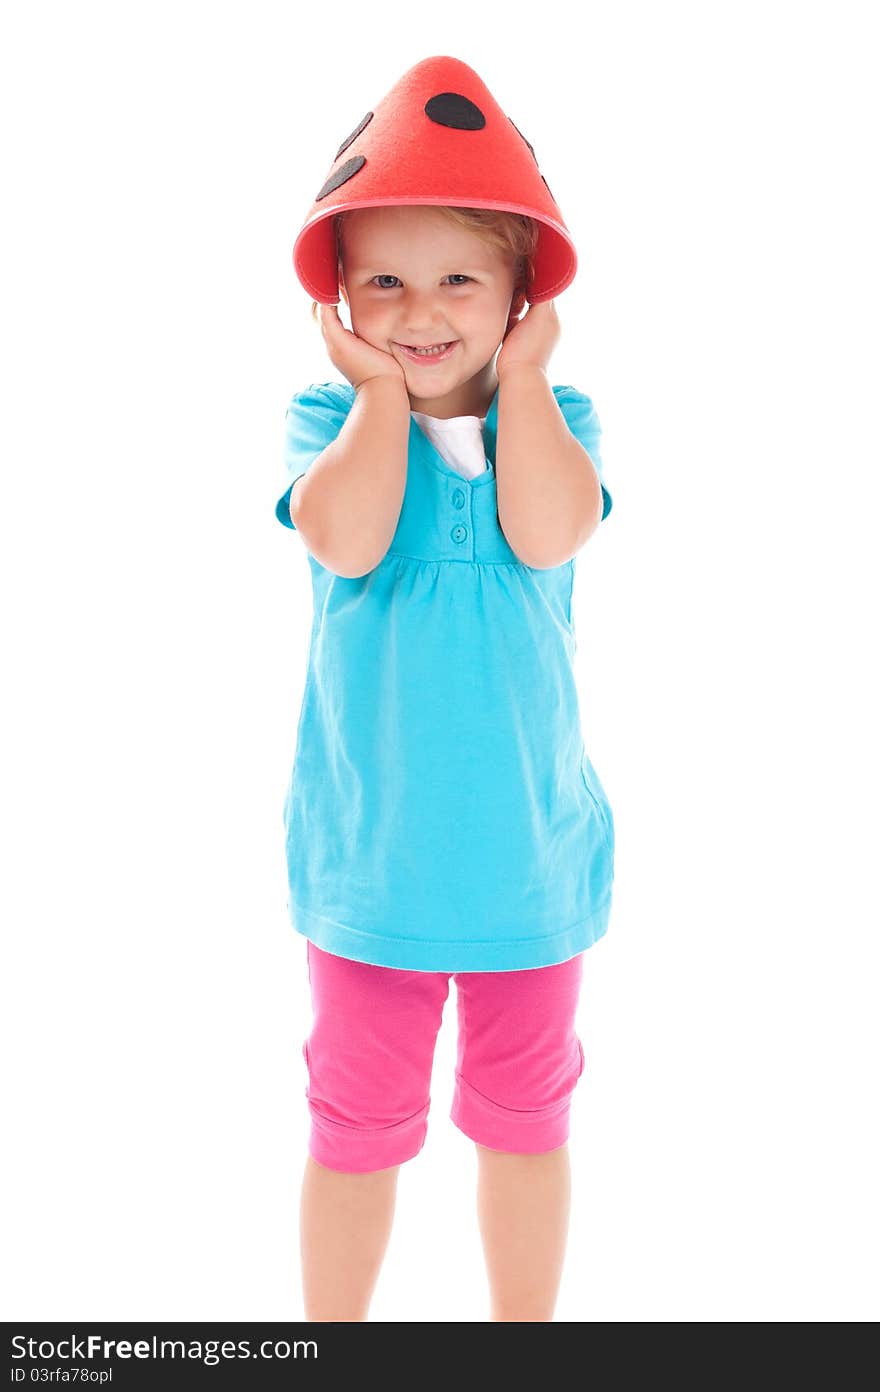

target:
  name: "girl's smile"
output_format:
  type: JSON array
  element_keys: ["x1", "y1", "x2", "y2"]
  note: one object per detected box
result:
[{"x1": 393, "y1": 340, "x2": 460, "y2": 364}]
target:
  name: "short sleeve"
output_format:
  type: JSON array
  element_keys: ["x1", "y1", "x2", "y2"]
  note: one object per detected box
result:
[
  {"x1": 275, "y1": 381, "x2": 355, "y2": 529},
  {"x1": 553, "y1": 385, "x2": 612, "y2": 521}
]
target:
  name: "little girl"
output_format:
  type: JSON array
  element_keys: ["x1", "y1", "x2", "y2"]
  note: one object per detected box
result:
[{"x1": 275, "y1": 56, "x2": 615, "y2": 1322}]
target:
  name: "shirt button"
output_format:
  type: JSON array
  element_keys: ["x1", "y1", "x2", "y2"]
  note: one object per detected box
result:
[
  {"x1": 451, "y1": 524, "x2": 468, "y2": 544},
  {"x1": 451, "y1": 488, "x2": 466, "y2": 509}
]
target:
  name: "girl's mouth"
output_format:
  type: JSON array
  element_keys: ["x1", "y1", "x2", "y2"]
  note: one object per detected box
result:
[{"x1": 395, "y1": 341, "x2": 458, "y2": 364}]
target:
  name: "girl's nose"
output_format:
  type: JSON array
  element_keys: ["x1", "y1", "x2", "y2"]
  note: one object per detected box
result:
[{"x1": 401, "y1": 292, "x2": 446, "y2": 334}]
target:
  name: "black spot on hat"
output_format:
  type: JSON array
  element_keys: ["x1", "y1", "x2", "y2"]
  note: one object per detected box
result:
[
  {"x1": 334, "y1": 112, "x2": 373, "y2": 162},
  {"x1": 508, "y1": 116, "x2": 539, "y2": 165},
  {"x1": 541, "y1": 173, "x2": 555, "y2": 202},
  {"x1": 425, "y1": 92, "x2": 486, "y2": 130},
  {"x1": 316, "y1": 155, "x2": 366, "y2": 201}
]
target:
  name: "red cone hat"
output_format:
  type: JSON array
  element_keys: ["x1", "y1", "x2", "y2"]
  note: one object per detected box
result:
[{"x1": 292, "y1": 55, "x2": 577, "y2": 305}]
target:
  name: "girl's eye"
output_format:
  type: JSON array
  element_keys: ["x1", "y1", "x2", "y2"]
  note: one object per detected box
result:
[{"x1": 370, "y1": 274, "x2": 472, "y2": 289}]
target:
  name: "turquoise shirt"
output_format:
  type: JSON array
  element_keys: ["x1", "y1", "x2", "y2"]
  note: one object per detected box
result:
[{"x1": 275, "y1": 379, "x2": 615, "y2": 971}]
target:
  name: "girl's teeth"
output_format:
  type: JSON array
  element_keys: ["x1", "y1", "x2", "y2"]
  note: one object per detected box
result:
[{"x1": 408, "y1": 343, "x2": 450, "y2": 355}]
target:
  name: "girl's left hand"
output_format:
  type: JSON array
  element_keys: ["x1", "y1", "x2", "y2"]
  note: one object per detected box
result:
[{"x1": 495, "y1": 299, "x2": 561, "y2": 380}]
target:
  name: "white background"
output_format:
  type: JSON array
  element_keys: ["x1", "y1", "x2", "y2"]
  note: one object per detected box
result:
[{"x1": 2, "y1": 0, "x2": 878, "y2": 1322}]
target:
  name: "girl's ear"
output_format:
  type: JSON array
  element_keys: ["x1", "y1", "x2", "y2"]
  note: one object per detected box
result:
[
  {"x1": 338, "y1": 262, "x2": 349, "y2": 306},
  {"x1": 503, "y1": 285, "x2": 528, "y2": 338}
]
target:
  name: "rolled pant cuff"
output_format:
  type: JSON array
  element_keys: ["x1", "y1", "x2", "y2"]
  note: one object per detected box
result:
[
  {"x1": 307, "y1": 1101, "x2": 430, "y2": 1174},
  {"x1": 450, "y1": 1071, "x2": 574, "y2": 1154}
]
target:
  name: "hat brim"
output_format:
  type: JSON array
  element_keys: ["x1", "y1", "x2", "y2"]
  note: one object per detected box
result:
[{"x1": 293, "y1": 199, "x2": 577, "y2": 305}]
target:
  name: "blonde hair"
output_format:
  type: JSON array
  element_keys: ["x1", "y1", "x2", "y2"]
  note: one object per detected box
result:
[{"x1": 309, "y1": 205, "x2": 539, "y2": 321}]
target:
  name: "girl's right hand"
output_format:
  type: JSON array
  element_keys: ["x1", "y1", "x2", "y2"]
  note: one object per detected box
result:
[{"x1": 317, "y1": 302, "x2": 407, "y2": 391}]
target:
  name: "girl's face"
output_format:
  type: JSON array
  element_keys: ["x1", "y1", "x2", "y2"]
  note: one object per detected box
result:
[{"x1": 337, "y1": 205, "x2": 519, "y2": 411}]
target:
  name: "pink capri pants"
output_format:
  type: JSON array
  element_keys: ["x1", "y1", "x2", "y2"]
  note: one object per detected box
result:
[{"x1": 301, "y1": 940, "x2": 587, "y2": 1173}]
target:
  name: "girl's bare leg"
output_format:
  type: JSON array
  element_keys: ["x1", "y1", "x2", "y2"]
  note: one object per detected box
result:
[
  {"x1": 300, "y1": 1155, "x2": 400, "y2": 1321},
  {"x1": 475, "y1": 1141, "x2": 572, "y2": 1321}
]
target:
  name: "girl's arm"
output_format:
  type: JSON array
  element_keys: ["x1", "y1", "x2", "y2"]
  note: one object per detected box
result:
[
  {"x1": 495, "y1": 367, "x2": 605, "y2": 571},
  {"x1": 291, "y1": 375, "x2": 411, "y2": 578}
]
